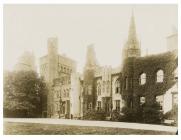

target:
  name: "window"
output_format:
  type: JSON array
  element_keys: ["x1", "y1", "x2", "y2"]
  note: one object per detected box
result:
[
  {"x1": 115, "y1": 100, "x2": 120, "y2": 111},
  {"x1": 115, "y1": 79, "x2": 120, "y2": 94},
  {"x1": 174, "y1": 68, "x2": 178, "y2": 81},
  {"x1": 130, "y1": 78, "x2": 133, "y2": 88},
  {"x1": 156, "y1": 70, "x2": 164, "y2": 83},
  {"x1": 106, "y1": 81, "x2": 110, "y2": 93},
  {"x1": 172, "y1": 93, "x2": 178, "y2": 105},
  {"x1": 64, "y1": 90, "x2": 66, "y2": 97},
  {"x1": 97, "y1": 101, "x2": 101, "y2": 111},
  {"x1": 105, "y1": 103, "x2": 110, "y2": 112},
  {"x1": 97, "y1": 83, "x2": 101, "y2": 96},
  {"x1": 140, "y1": 96, "x2": 145, "y2": 105},
  {"x1": 88, "y1": 86, "x2": 92, "y2": 95},
  {"x1": 56, "y1": 103, "x2": 59, "y2": 112},
  {"x1": 66, "y1": 89, "x2": 69, "y2": 97},
  {"x1": 56, "y1": 91, "x2": 59, "y2": 98},
  {"x1": 139, "y1": 73, "x2": 146, "y2": 85},
  {"x1": 124, "y1": 77, "x2": 128, "y2": 90},
  {"x1": 62, "y1": 103, "x2": 65, "y2": 114},
  {"x1": 103, "y1": 81, "x2": 106, "y2": 92},
  {"x1": 156, "y1": 95, "x2": 163, "y2": 110},
  {"x1": 88, "y1": 103, "x2": 92, "y2": 110}
]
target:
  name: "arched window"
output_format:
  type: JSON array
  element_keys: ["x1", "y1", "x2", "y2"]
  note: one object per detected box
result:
[
  {"x1": 139, "y1": 73, "x2": 146, "y2": 85},
  {"x1": 97, "y1": 83, "x2": 101, "y2": 96},
  {"x1": 115, "y1": 79, "x2": 120, "y2": 94},
  {"x1": 156, "y1": 70, "x2": 164, "y2": 83}
]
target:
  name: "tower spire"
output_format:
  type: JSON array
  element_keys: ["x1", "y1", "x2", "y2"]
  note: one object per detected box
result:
[
  {"x1": 122, "y1": 11, "x2": 141, "y2": 60},
  {"x1": 128, "y1": 11, "x2": 138, "y2": 47}
]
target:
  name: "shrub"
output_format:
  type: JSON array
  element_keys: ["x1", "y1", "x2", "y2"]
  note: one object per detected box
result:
[
  {"x1": 142, "y1": 102, "x2": 164, "y2": 124},
  {"x1": 83, "y1": 109, "x2": 106, "y2": 121},
  {"x1": 121, "y1": 106, "x2": 143, "y2": 123},
  {"x1": 110, "y1": 110, "x2": 123, "y2": 121},
  {"x1": 117, "y1": 102, "x2": 163, "y2": 124},
  {"x1": 164, "y1": 104, "x2": 178, "y2": 124}
]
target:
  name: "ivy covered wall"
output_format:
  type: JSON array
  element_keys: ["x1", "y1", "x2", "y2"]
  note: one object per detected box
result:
[
  {"x1": 122, "y1": 51, "x2": 177, "y2": 109},
  {"x1": 83, "y1": 69, "x2": 96, "y2": 113}
]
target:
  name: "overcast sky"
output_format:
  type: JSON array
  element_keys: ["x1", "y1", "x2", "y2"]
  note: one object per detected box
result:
[{"x1": 4, "y1": 5, "x2": 177, "y2": 72}]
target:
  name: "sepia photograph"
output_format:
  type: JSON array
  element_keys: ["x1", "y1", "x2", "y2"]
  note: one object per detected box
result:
[{"x1": 2, "y1": 3, "x2": 178, "y2": 135}]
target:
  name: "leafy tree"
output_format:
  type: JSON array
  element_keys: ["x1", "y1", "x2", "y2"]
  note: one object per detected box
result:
[{"x1": 3, "y1": 71, "x2": 48, "y2": 118}]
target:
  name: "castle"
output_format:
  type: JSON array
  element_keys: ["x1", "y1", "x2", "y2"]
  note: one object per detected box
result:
[{"x1": 39, "y1": 13, "x2": 178, "y2": 119}]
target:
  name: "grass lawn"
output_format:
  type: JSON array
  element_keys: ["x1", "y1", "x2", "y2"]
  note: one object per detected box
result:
[{"x1": 3, "y1": 122, "x2": 175, "y2": 135}]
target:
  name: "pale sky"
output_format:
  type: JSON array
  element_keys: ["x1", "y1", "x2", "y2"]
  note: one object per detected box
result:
[{"x1": 4, "y1": 5, "x2": 177, "y2": 72}]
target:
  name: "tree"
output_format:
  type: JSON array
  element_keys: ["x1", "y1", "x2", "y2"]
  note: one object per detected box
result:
[{"x1": 3, "y1": 70, "x2": 48, "y2": 118}]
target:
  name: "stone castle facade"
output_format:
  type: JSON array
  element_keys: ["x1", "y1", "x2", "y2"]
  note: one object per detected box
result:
[{"x1": 39, "y1": 13, "x2": 178, "y2": 119}]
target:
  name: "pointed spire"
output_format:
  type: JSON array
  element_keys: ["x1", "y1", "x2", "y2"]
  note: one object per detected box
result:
[
  {"x1": 122, "y1": 11, "x2": 141, "y2": 59},
  {"x1": 128, "y1": 11, "x2": 138, "y2": 46}
]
